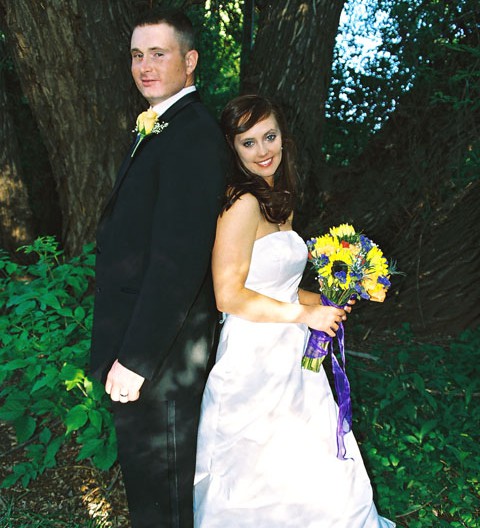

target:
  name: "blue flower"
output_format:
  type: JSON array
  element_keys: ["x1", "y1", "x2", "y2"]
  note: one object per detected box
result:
[
  {"x1": 319, "y1": 254, "x2": 329, "y2": 267},
  {"x1": 354, "y1": 283, "x2": 370, "y2": 299},
  {"x1": 349, "y1": 270, "x2": 363, "y2": 281},
  {"x1": 378, "y1": 275, "x2": 391, "y2": 288},
  {"x1": 334, "y1": 270, "x2": 347, "y2": 284},
  {"x1": 360, "y1": 235, "x2": 374, "y2": 252}
]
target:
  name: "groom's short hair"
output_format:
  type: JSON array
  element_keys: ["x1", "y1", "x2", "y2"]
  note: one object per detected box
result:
[{"x1": 133, "y1": 8, "x2": 196, "y2": 53}]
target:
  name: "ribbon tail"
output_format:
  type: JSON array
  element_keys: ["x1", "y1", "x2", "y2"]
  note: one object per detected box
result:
[
  {"x1": 331, "y1": 321, "x2": 353, "y2": 460},
  {"x1": 311, "y1": 295, "x2": 353, "y2": 460},
  {"x1": 331, "y1": 355, "x2": 353, "y2": 459}
]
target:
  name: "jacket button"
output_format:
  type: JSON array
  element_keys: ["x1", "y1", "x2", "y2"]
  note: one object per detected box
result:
[{"x1": 96, "y1": 287, "x2": 102, "y2": 293}]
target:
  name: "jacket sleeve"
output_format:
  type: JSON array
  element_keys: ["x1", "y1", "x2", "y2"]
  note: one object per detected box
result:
[{"x1": 117, "y1": 116, "x2": 227, "y2": 380}]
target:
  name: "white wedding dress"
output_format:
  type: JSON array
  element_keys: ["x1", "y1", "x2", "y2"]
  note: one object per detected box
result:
[{"x1": 194, "y1": 230, "x2": 395, "y2": 528}]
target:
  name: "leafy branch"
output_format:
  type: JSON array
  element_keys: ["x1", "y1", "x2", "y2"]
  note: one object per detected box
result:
[{"x1": 0, "y1": 237, "x2": 116, "y2": 488}]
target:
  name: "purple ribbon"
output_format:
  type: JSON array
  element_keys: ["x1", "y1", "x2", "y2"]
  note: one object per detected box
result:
[{"x1": 303, "y1": 294, "x2": 353, "y2": 460}]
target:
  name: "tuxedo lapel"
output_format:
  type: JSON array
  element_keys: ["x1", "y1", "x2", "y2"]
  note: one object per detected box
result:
[
  {"x1": 160, "y1": 91, "x2": 200, "y2": 122},
  {"x1": 99, "y1": 91, "x2": 201, "y2": 220}
]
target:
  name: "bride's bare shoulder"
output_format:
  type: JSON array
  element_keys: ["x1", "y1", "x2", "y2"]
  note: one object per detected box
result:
[{"x1": 222, "y1": 192, "x2": 261, "y2": 218}]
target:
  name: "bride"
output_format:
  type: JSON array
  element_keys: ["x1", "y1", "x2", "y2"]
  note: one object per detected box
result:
[{"x1": 194, "y1": 95, "x2": 395, "y2": 527}]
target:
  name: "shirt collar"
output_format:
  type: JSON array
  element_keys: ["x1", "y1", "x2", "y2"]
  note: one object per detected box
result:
[{"x1": 151, "y1": 86, "x2": 197, "y2": 118}]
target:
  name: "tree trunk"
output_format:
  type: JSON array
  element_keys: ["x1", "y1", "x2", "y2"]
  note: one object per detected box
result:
[
  {"x1": 243, "y1": 0, "x2": 346, "y2": 226},
  {"x1": 0, "y1": 0, "x2": 138, "y2": 254},
  {"x1": 393, "y1": 180, "x2": 480, "y2": 335},
  {"x1": 0, "y1": 40, "x2": 35, "y2": 253},
  {"x1": 240, "y1": 0, "x2": 255, "y2": 84},
  {"x1": 345, "y1": 180, "x2": 480, "y2": 339}
]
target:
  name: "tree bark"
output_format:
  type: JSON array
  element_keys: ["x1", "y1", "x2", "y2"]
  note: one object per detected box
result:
[
  {"x1": 393, "y1": 181, "x2": 480, "y2": 335},
  {"x1": 0, "y1": 40, "x2": 35, "y2": 253},
  {"x1": 0, "y1": 0, "x2": 138, "y2": 254},
  {"x1": 344, "y1": 181, "x2": 480, "y2": 339},
  {"x1": 240, "y1": 0, "x2": 255, "y2": 84},
  {"x1": 243, "y1": 0, "x2": 346, "y2": 226}
]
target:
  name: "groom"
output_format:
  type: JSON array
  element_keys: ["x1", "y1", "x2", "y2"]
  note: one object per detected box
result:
[{"x1": 90, "y1": 9, "x2": 227, "y2": 528}]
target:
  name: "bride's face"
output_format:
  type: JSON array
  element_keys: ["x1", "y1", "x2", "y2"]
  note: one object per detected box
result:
[{"x1": 233, "y1": 115, "x2": 282, "y2": 186}]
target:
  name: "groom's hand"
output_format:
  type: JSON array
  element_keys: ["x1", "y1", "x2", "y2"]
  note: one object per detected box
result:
[{"x1": 105, "y1": 359, "x2": 145, "y2": 403}]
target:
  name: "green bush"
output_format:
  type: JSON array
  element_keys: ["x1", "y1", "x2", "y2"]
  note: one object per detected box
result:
[
  {"x1": 0, "y1": 237, "x2": 116, "y2": 488},
  {"x1": 349, "y1": 324, "x2": 480, "y2": 527}
]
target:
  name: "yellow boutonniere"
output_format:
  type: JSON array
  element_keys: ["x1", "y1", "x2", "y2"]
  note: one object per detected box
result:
[{"x1": 131, "y1": 109, "x2": 169, "y2": 157}]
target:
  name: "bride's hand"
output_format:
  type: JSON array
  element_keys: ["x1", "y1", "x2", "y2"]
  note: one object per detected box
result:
[
  {"x1": 344, "y1": 297, "x2": 356, "y2": 313},
  {"x1": 304, "y1": 305, "x2": 346, "y2": 337}
]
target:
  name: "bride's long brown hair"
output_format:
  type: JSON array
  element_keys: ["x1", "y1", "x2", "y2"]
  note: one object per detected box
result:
[{"x1": 220, "y1": 95, "x2": 297, "y2": 224}]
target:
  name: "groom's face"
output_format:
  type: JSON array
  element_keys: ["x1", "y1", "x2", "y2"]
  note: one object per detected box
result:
[{"x1": 130, "y1": 23, "x2": 198, "y2": 106}]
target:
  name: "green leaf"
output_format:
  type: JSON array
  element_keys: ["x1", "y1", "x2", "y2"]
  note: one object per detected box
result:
[
  {"x1": 0, "y1": 397, "x2": 30, "y2": 421},
  {"x1": 77, "y1": 438, "x2": 104, "y2": 460},
  {"x1": 92, "y1": 442, "x2": 117, "y2": 470},
  {"x1": 419, "y1": 419, "x2": 438, "y2": 439},
  {"x1": 31, "y1": 368, "x2": 59, "y2": 393},
  {"x1": 44, "y1": 437, "x2": 63, "y2": 466},
  {"x1": 74, "y1": 306, "x2": 85, "y2": 320},
  {"x1": 87, "y1": 377, "x2": 109, "y2": 401},
  {"x1": 21, "y1": 470, "x2": 35, "y2": 488},
  {"x1": 389, "y1": 454, "x2": 400, "y2": 467},
  {"x1": 0, "y1": 359, "x2": 31, "y2": 371},
  {"x1": 60, "y1": 364, "x2": 85, "y2": 390},
  {"x1": 88, "y1": 409, "x2": 103, "y2": 432},
  {"x1": 5, "y1": 262, "x2": 18, "y2": 275},
  {"x1": 14, "y1": 415, "x2": 36, "y2": 443},
  {"x1": 83, "y1": 378, "x2": 94, "y2": 396},
  {"x1": 64, "y1": 322, "x2": 79, "y2": 336},
  {"x1": 14, "y1": 300, "x2": 37, "y2": 316},
  {"x1": 65, "y1": 404, "x2": 88, "y2": 434},
  {"x1": 0, "y1": 332, "x2": 13, "y2": 346},
  {"x1": 67, "y1": 275, "x2": 82, "y2": 293},
  {"x1": 39, "y1": 292, "x2": 61, "y2": 310},
  {"x1": 31, "y1": 399, "x2": 57, "y2": 415},
  {"x1": 61, "y1": 363, "x2": 85, "y2": 378},
  {"x1": 1, "y1": 472, "x2": 21, "y2": 488},
  {"x1": 1, "y1": 463, "x2": 28, "y2": 488},
  {"x1": 39, "y1": 427, "x2": 52, "y2": 445}
]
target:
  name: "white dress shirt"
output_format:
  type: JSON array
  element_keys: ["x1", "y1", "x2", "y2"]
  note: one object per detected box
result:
[{"x1": 151, "y1": 85, "x2": 197, "y2": 118}]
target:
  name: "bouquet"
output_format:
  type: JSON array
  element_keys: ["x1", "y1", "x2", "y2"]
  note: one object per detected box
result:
[{"x1": 302, "y1": 223, "x2": 400, "y2": 459}]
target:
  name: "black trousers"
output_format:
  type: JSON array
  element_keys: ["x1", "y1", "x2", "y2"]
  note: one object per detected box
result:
[
  {"x1": 113, "y1": 388, "x2": 203, "y2": 528},
  {"x1": 109, "y1": 294, "x2": 220, "y2": 528}
]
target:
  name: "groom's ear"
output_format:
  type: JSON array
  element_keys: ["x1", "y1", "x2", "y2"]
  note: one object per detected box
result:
[{"x1": 185, "y1": 50, "x2": 199, "y2": 75}]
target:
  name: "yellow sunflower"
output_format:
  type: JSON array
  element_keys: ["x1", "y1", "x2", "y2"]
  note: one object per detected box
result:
[
  {"x1": 330, "y1": 223, "x2": 356, "y2": 239},
  {"x1": 366, "y1": 245, "x2": 389, "y2": 276},
  {"x1": 311, "y1": 234, "x2": 340, "y2": 258},
  {"x1": 329, "y1": 248, "x2": 355, "y2": 289}
]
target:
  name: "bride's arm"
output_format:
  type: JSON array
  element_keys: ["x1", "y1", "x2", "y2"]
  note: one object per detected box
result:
[
  {"x1": 212, "y1": 194, "x2": 345, "y2": 336},
  {"x1": 298, "y1": 288, "x2": 353, "y2": 321},
  {"x1": 298, "y1": 289, "x2": 321, "y2": 306}
]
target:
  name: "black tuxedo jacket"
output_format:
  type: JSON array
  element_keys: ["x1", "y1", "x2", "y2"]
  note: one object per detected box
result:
[{"x1": 90, "y1": 92, "x2": 227, "y2": 398}]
